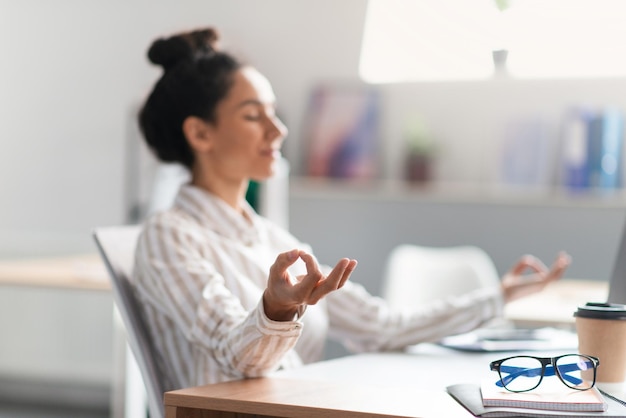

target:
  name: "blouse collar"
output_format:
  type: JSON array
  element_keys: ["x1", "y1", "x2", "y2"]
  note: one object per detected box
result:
[{"x1": 173, "y1": 184, "x2": 262, "y2": 245}]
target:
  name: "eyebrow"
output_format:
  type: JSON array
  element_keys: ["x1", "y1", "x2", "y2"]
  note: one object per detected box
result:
[{"x1": 236, "y1": 99, "x2": 276, "y2": 109}]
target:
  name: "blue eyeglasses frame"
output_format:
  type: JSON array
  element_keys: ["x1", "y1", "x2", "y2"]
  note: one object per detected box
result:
[{"x1": 489, "y1": 354, "x2": 599, "y2": 392}]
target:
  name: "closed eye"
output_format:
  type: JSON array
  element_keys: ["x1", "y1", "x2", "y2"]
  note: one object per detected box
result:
[{"x1": 238, "y1": 99, "x2": 277, "y2": 122}]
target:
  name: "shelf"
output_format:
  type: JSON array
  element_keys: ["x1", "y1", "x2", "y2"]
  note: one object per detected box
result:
[{"x1": 289, "y1": 177, "x2": 626, "y2": 209}]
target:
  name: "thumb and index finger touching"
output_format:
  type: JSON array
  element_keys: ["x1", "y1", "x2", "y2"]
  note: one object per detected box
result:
[
  {"x1": 272, "y1": 249, "x2": 358, "y2": 292},
  {"x1": 509, "y1": 251, "x2": 572, "y2": 282},
  {"x1": 270, "y1": 249, "x2": 301, "y2": 278}
]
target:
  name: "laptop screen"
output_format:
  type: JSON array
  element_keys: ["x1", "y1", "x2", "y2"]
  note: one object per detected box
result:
[{"x1": 607, "y1": 219, "x2": 626, "y2": 304}]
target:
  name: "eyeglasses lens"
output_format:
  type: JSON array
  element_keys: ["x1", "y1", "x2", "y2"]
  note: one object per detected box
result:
[
  {"x1": 499, "y1": 356, "x2": 543, "y2": 392},
  {"x1": 555, "y1": 354, "x2": 595, "y2": 390}
]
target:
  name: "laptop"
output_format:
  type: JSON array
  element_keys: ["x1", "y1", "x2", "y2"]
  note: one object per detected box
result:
[
  {"x1": 439, "y1": 221, "x2": 626, "y2": 352},
  {"x1": 438, "y1": 325, "x2": 579, "y2": 352},
  {"x1": 607, "y1": 218, "x2": 626, "y2": 304}
]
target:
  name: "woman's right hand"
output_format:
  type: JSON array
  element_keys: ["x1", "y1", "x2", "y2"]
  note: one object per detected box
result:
[{"x1": 263, "y1": 249, "x2": 358, "y2": 321}]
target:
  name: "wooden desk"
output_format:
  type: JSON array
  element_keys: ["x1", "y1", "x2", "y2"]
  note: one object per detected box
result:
[
  {"x1": 164, "y1": 376, "x2": 473, "y2": 418},
  {"x1": 0, "y1": 253, "x2": 109, "y2": 290},
  {"x1": 163, "y1": 280, "x2": 611, "y2": 417},
  {"x1": 163, "y1": 345, "x2": 532, "y2": 418},
  {"x1": 504, "y1": 279, "x2": 608, "y2": 328},
  {"x1": 0, "y1": 254, "x2": 141, "y2": 418}
]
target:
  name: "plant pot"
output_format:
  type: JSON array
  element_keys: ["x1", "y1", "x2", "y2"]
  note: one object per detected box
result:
[{"x1": 405, "y1": 153, "x2": 432, "y2": 183}]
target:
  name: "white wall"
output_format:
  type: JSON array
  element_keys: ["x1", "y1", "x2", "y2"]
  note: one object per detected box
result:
[
  {"x1": 0, "y1": 0, "x2": 368, "y2": 257},
  {"x1": 0, "y1": 0, "x2": 369, "y2": 406}
]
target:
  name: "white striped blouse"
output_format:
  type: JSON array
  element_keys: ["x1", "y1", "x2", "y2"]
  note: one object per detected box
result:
[{"x1": 132, "y1": 184, "x2": 503, "y2": 389}]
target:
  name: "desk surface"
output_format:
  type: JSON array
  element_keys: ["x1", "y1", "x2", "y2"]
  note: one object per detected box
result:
[
  {"x1": 0, "y1": 253, "x2": 109, "y2": 291},
  {"x1": 164, "y1": 345, "x2": 571, "y2": 418},
  {"x1": 163, "y1": 279, "x2": 612, "y2": 417},
  {"x1": 504, "y1": 279, "x2": 608, "y2": 327},
  {"x1": 164, "y1": 375, "x2": 473, "y2": 418},
  {"x1": 276, "y1": 344, "x2": 507, "y2": 391}
]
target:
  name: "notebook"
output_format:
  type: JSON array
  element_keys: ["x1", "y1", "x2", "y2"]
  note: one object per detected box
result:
[
  {"x1": 480, "y1": 379, "x2": 607, "y2": 412},
  {"x1": 447, "y1": 383, "x2": 626, "y2": 418}
]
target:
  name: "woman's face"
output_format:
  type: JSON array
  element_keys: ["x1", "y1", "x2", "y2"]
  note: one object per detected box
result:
[{"x1": 203, "y1": 66, "x2": 288, "y2": 182}]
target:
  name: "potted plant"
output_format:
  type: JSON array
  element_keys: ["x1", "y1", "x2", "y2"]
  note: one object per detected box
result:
[{"x1": 404, "y1": 117, "x2": 437, "y2": 183}]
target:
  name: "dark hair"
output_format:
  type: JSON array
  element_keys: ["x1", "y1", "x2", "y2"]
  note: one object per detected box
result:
[{"x1": 138, "y1": 28, "x2": 242, "y2": 169}]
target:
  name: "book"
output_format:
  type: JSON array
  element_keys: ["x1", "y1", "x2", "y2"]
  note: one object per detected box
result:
[
  {"x1": 497, "y1": 116, "x2": 553, "y2": 188},
  {"x1": 447, "y1": 383, "x2": 626, "y2": 418},
  {"x1": 560, "y1": 107, "x2": 624, "y2": 192},
  {"x1": 586, "y1": 112, "x2": 605, "y2": 189},
  {"x1": 560, "y1": 107, "x2": 593, "y2": 190},
  {"x1": 587, "y1": 108, "x2": 624, "y2": 191},
  {"x1": 598, "y1": 108, "x2": 624, "y2": 190},
  {"x1": 480, "y1": 378, "x2": 607, "y2": 412}
]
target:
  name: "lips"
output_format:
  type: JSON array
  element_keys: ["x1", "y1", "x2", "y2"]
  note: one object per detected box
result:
[{"x1": 261, "y1": 149, "x2": 282, "y2": 158}]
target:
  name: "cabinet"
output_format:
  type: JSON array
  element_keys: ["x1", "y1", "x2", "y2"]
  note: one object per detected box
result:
[{"x1": 0, "y1": 255, "x2": 113, "y2": 409}]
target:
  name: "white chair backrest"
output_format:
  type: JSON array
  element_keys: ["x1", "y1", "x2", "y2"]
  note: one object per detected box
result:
[
  {"x1": 381, "y1": 244, "x2": 500, "y2": 309},
  {"x1": 93, "y1": 225, "x2": 165, "y2": 418}
]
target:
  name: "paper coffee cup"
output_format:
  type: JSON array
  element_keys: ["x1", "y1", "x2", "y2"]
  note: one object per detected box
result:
[{"x1": 574, "y1": 303, "x2": 626, "y2": 389}]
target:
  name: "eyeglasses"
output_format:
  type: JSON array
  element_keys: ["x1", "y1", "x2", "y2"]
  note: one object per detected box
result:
[{"x1": 489, "y1": 354, "x2": 599, "y2": 392}]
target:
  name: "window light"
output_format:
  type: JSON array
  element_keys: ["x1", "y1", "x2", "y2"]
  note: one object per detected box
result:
[{"x1": 360, "y1": 0, "x2": 626, "y2": 83}]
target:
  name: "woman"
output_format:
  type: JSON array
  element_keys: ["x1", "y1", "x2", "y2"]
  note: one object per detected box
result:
[{"x1": 133, "y1": 27, "x2": 571, "y2": 390}]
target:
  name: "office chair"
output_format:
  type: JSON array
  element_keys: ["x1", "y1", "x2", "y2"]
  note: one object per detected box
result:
[
  {"x1": 381, "y1": 244, "x2": 500, "y2": 310},
  {"x1": 93, "y1": 225, "x2": 165, "y2": 418}
]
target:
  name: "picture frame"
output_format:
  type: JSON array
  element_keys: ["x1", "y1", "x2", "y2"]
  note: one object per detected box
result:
[{"x1": 303, "y1": 83, "x2": 380, "y2": 179}]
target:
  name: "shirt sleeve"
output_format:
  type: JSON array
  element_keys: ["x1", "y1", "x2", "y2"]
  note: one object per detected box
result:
[
  {"x1": 133, "y1": 218, "x2": 303, "y2": 380},
  {"x1": 324, "y1": 280, "x2": 503, "y2": 353},
  {"x1": 242, "y1": 216, "x2": 504, "y2": 356}
]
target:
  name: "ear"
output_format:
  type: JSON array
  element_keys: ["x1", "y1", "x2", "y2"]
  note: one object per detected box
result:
[{"x1": 182, "y1": 116, "x2": 214, "y2": 153}]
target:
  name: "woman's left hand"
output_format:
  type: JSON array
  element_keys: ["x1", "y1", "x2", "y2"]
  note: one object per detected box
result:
[{"x1": 501, "y1": 251, "x2": 572, "y2": 304}]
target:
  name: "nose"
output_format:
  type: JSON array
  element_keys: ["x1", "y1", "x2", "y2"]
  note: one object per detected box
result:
[{"x1": 267, "y1": 115, "x2": 288, "y2": 142}]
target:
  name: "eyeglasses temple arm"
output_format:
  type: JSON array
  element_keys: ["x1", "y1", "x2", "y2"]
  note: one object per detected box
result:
[{"x1": 495, "y1": 365, "x2": 583, "y2": 387}]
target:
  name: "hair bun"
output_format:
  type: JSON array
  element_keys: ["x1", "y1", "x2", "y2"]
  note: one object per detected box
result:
[
  {"x1": 184, "y1": 28, "x2": 220, "y2": 54},
  {"x1": 147, "y1": 28, "x2": 220, "y2": 71}
]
